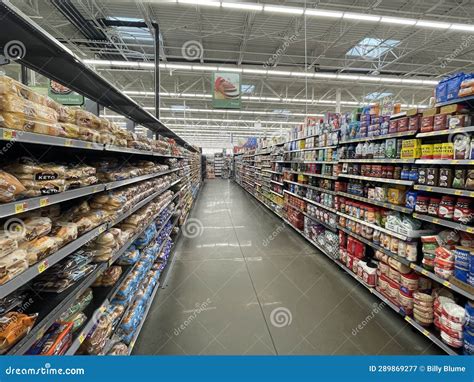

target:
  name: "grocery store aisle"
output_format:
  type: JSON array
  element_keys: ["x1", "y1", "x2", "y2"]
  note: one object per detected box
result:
[{"x1": 133, "y1": 180, "x2": 440, "y2": 355}]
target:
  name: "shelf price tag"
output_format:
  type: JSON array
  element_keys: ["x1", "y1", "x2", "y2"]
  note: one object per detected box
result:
[
  {"x1": 65, "y1": 139, "x2": 73, "y2": 147},
  {"x1": 426, "y1": 187, "x2": 433, "y2": 192},
  {"x1": 421, "y1": 269, "x2": 429, "y2": 276},
  {"x1": 454, "y1": 190, "x2": 463, "y2": 195},
  {"x1": 442, "y1": 281, "x2": 451, "y2": 287},
  {"x1": 422, "y1": 330, "x2": 431, "y2": 337},
  {"x1": 78, "y1": 334, "x2": 85, "y2": 344},
  {"x1": 432, "y1": 218, "x2": 440, "y2": 224},
  {"x1": 404, "y1": 316, "x2": 412, "y2": 323},
  {"x1": 467, "y1": 227, "x2": 474, "y2": 233},
  {"x1": 37, "y1": 260, "x2": 48, "y2": 274},
  {"x1": 39, "y1": 197, "x2": 49, "y2": 207},
  {"x1": 14, "y1": 202, "x2": 26, "y2": 214},
  {"x1": 3, "y1": 130, "x2": 15, "y2": 140}
]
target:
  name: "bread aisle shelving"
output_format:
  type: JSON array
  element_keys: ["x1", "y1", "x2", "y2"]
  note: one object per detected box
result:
[
  {"x1": 0, "y1": 1, "x2": 202, "y2": 355},
  {"x1": 233, "y1": 75, "x2": 474, "y2": 356}
]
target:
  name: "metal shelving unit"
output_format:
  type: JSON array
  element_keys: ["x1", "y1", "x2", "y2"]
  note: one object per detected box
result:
[
  {"x1": 338, "y1": 173, "x2": 414, "y2": 186},
  {"x1": 413, "y1": 212, "x2": 474, "y2": 234},
  {"x1": 414, "y1": 184, "x2": 474, "y2": 198},
  {"x1": 416, "y1": 125, "x2": 474, "y2": 138},
  {"x1": 339, "y1": 158, "x2": 415, "y2": 164},
  {"x1": 339, "y1": 130, "x2": 417, "y2": 144},
  {"x1": 287, "y1": 171, "x2": 338, "y2": 180},
  {"x1": 338, "y1": 191, "x2": 413, "y2": 214}
]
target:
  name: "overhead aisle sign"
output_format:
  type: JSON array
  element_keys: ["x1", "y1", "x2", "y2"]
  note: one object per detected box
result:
[{"x1": 212, "y1": 72, "x2": 241, "y2": 109}]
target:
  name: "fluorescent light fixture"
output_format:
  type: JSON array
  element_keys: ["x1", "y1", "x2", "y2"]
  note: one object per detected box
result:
[
  {"x1": 222, "y1": 2, "x2": 262, "y2": 11},
  {"x1": 378, "y1": 77, "x2": 402, "y2": 83},
  {"x1": 337, "y1": 74, "x2": 360, "y2": 80},
  {"x1": 450, "y1": 23, "x2": 474, "y2": 31},
  {"x1": 269, "y1": 70, "x2": 292, "y2": 76},
  {"x1": 380, "y1": 16, "x2": 416, "y2": 25},
  {"x1": 191, "y1": 65, "x2": 218, "y2": 71},
  {"x1": 362, "y1": 76, "x2": 381, "y2": 82},
  {"x1": 178, "y1": 0, "x2": 221, "y2": 6},
  {"x1": 217, "y1": 67, "x2": 243, "y2": 73},
  {"x1": 243, "y1": 68, "x2": 267, "y2": 74},
  {"x1": 166, "y1": 64, "x2": 193, "y2": 70},
  {"x1": 264, "y1": 5, "x2": 303, "y2": 15},
  {"x1": 343, "y1": 13, "x2": 380, "y2": 22},
  {"x1": 416, "y1": 20, "x2": 451, "y2": 29},
  {"x1": 305, "y1": 9, "x2": 343, "y2": 18},
  {"x1": 314, "y1": 73, "x2": 337, "y2": 79},
  {"x1": 291, "y1": 72, "x2": 312, "y2": 77}
]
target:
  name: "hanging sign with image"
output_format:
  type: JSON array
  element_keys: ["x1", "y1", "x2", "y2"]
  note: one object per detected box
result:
[
  {"x1": 212, "y1": 72, "x2": 241, "y2": 109},
  {"x1": 48, "y1": 80, "x2": 84, "y2": 105}
]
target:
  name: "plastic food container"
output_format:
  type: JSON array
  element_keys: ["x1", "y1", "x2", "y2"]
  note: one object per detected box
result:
[
  {"x1": 440, "y1": 314, "x2": 464, "y2": 332},
  {"x1": 400, "y1": 273, "x2": 419, "y2": 291},
  {"x1": 442, "y1": 303, "x2": 466, "y2": 324},
  {"x1": 441, "y1": 330, "x2": 464, "y2": 348},
  {"x1": 413, "y1": 292, "x2": 434, "y2": 303}
]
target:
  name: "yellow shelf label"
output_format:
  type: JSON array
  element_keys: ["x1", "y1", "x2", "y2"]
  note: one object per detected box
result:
[
  {"x1": 65, "y1": 139, "x2": 73, "y2": 147},
  {"x1": 432, "y1": 218, "x2": 440, "y2": 224},
  {"x1": 467, "y1": 227, "x2": 474, "y2": 233},
  {"x1": 78, "y1": 334, "x2": 85, "y2": 344},
  {"x1": 405, "y1": 316, "x2": 412, "y2": 323},
  {"x1": 39, "y1": 197, "x2": 49, "y2": 207},
  {"x1": 87, "y1": 143, "x2": 93, "y2": 149},
  {"x1": 37, "y1": 260, "x2": 48, "y2": 274},
  {"x1": 454, "y1": 190, "x2": 463, "y2": 195},
  {"x1": 3, "y1": 130, "x2": 14, "y2": 140},
  {"x1": 421, "y1": 270, "x2": 429, "y2": 276},
  {"x1": 422, "y1": 330, "x2": 430, "y2": 337},
  {"x1": 426, "y1": 187, "x2": 433, "y2": 192},
  {"x1": 442, "y1": 281, "x2": 451, "y2": 287},
  {"x1": 14, "y1": 203, "x2": 25, "y2": 214}
]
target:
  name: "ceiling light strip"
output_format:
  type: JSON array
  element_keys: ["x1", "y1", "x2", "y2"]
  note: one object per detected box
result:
[
  {"x1": 84, "y1": 59, "x2": 439, "y2": 86},
  {"x1": 174, "y1": 1, "x2": 474, "y2": 33}
]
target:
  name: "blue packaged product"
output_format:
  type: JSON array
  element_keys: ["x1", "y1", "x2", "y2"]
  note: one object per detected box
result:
[
  {"x1": 405, "y1": 191, "x2": 417, "y2": 210},
  {"x1": 447, "y1": 72, "x2": 465, "y2": 100},
  {"x1": 436, "y1": 79, "x2": 448, "y2": 103}
]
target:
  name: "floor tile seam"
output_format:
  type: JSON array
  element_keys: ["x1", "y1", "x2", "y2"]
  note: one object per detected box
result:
[{"x1": 227, "y1": 181, "x2": 280, "y2": 355}]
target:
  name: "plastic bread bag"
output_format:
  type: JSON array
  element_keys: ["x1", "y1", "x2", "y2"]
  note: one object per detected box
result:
[
  {"x1": 112, "y1": 274, "x2": 137, "y2": 303},
  {"x1": 26, "y1": 321, "x2": 73, "y2": 355},
  {"x1": 50, "y1": 251, "x2": 91, "y2": 277},
  {"x1": 59, "y1": 122, "x2": 80, "y2": 139},
  {"x1": 0, "y1": 292, "x2": 30, "y2": 316},
  {"x1": 117, "y1": 247, "x2": 140, "y2": 265},
  {"x1": 105, "y1": 304, "x2": 125, "y2": 327},
  {"x1": 20, "y1": 236, "x2": 61, "y2": 264},
  {"x1": 0, "y1": 170, "x2": 26, "y2": 202},
  {"x1": 107, "y1": 342, "x2": 128, "y2": 355},
  {"x1": 0, "y1": 94, "x2": 59, "y2": 123},
  {"x1": 59, "y1": 263, "x2": 96, "y2": 282},
  {"x1": 66, "y1": 165, "x2": 96, "y2": 180},
  {"x1": 120, "y1": 301, "x2": 145, "y2": 337},
  {"x1": 23, "y1": 216, "x2": 52, "y2": 241},
  {"x1": 92, "y1": 266, "x2": 122, "y2": 287},
  {"x1": 69, "y1": 216, "x2": 94, "y2": 235},
  {"x1": 80, "y1": 313, "x2": 112, "y2": 355},
  {"x1": 0, "y1": 232, "x2": 19, "y2": 258},
  {"x1": 0, "y1": 312, "x2": 38, "y2": 354},
  {"x1": 77, "y1": 126, "x2": 101, "y2": 143},
  {"x1": 33, "y1": 278, "x2": 76, "y2": 294},
  {"x1": 74, "y1": 109, "x2": 100, "y2": 130},
  {"x1": 59, "y1": 288, "x2": 93, "y2": 322},
  {"x1": 0, "y1": 249, "x2": 28, "y2": 277},
  {"x1": 49, "y1": 222, "x2": 78, "y2": 244}
]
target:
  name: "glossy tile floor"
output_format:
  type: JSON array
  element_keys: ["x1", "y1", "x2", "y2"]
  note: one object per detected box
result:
[{"x1": 134, "y1": 179, "x2": 441, "y2": 355}]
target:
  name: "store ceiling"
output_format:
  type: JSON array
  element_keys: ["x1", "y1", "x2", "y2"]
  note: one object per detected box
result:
[{"x1": 8, "y1": 0, "x2": 474, "y2": 148}]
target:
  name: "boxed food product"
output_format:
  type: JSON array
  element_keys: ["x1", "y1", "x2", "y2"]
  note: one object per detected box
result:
[
  {"x1": 434, "y1": 114, "x2": 447, "y2": 131},
  {"x1": 420, "y1": 116, "x2": 434, "y2": 132},
  {"x1": 441, "y1": 142, "x2": 454, "y2": 160}
]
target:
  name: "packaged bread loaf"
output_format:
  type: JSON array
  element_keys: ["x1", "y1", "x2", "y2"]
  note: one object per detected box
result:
[
  {"x1": 0, "y1": 94, "x2": 58, "y2": 123},
  {"x1": 74, "y1": 110, "x2": 100, "y2": 130},
  {"x1": 0, "y1": 234, "x2": 18, "y2": 259},
  {"x1": 0, "y1": 170, "x2": 25, "y2": 202},
  {"x1": 59, "y1": 123, "x2": 80, "y2": 139},
  {"x1": 50, "y1": 222, "x2": 78, "y2": 244},
  {"x1": 0, "y1": 249, "x2": 28, "y2": 282},
  {"x1": 20, "y1": 236, "x2": 61, "y2": 264},
  {"x1": 23, "y1": 216, "x2": 52, "y2": 240},
  {"x1": 0, "y1": 311, "x2": 38, "y2": 354}
]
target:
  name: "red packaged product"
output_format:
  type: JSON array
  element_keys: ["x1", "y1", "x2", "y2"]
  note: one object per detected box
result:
[
  {"x1": 397, "y1": 117, "x2": 408, "y2": 132},
  {"x1": 389, "y1": 120, "x2": 398, "y2": 133},
  {"x1": 421, "y1": 116, "x2": 434, "y2": 132},
  {"x1": 433, "y1": 114, "x2": 447, "y2": 131},
  {"x1": 408, "y1": 115, "x2": 420, "y2": 131}
]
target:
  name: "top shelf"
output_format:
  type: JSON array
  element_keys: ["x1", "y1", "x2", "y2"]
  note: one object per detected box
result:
[
  {"x1": 0, "y1": 1, "x2": 196, "y2": 152},
  {"x1": 435, "y1": 94, "x2": 474, "y2": 108}
]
